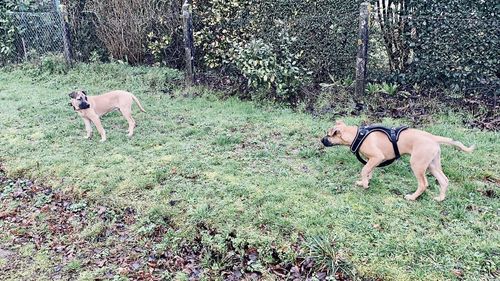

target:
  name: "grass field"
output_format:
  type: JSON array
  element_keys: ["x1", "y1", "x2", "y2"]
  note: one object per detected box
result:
[{"x1": 0, "y1": 63, "x2": 499, "y2": 280}]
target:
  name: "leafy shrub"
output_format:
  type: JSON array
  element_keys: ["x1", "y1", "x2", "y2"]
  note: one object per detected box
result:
[
  {"x1": 193, "y1": 0, "x2": 362, "y2": 99},
  {"x1": 407, "y1": 0, "x2": 499, "y2": 93},
  {"x1": 233, "y1": 31, "x2": 310, "y2": 100},
  {"x1": 381, "y1": 82, "x2": 398, "y2": 95},
  {"x1": 365, "y1": 82, "x2": 380, "y2": 95},
  {"x1": 193, "y1": 0, "x2": 253, "y2": 70},
  {"x1": 39, "y1": 53, "x2": 68, "y2": 74},
  {"x1": 0, "y1": 0, "x2": 18, "y2": 65},
  {"x1": 146, "y1": 32, "x2": 172, "y2": 65},
  {"x1": 366, "y1": 82, "x2": 398, "y2": 95},
  {"x1": 371, "y1": 0, "x2": 499, "y2": 94}
]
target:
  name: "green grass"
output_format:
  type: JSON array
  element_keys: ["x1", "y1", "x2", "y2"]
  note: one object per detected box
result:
[{"x1": 0, "y1": 63, "x2": 499, "y2": 280}]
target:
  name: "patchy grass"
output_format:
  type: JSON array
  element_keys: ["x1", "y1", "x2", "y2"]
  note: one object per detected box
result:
[{"x1": 0, "y1": 63, "x2": 499, "y2": 280}]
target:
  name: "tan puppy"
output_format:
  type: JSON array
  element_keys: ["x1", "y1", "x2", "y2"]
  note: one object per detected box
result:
[
  {"x1": 321, "y1": 121, "x2": 474, "y2": 201},
  {"x1": 69, "y1": 90, "x2": 145, "y2": 142}
]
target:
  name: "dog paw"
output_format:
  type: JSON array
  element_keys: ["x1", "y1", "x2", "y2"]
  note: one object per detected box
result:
[
  {"x1": 356, "y1": 181, "x2": 369, "y2": 189},
  {"x1": 404, "y1": 194, "x2": 416, "y2": 201},
  {"x1": 434, "y1": 196, "x2": 445, "y2": 202},
  {"x1": 100, "y1": 138, "x2": 106, "y2": 142}
]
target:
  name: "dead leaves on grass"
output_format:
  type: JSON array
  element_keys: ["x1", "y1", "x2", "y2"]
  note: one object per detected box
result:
[{"x1": 0, "y1": 172, "x2": 358, "y2": 280}]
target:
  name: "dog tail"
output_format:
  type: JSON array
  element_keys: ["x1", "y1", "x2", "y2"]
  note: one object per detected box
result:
[
  {"x1": 432, "y1": 136, "x2": 475, "y2": 153},
  {"x1": 131, "y1": 94, "x2": 146, "y2": 112}
]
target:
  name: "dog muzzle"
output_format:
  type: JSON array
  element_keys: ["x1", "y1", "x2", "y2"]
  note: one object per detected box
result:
[
  {"x1": 321, "y1": 137, "x2": 334, "y2": 147},
  {"x1": 78, "y1": 102, "x2": 90, "y2": 109}
]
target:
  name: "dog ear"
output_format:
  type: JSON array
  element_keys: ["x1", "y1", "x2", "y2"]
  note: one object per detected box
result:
[
  {"x1": 82, "y1": 90, "x2": 89, "y2": 101},
  {"x1": 69, "y1": 91, "x2": 77, "y2": 99},
  {"x1": 327, "y1": 128, "x2": 340, "y2": 137},
  {"x1": 334, "y1": 128, "x2": 342, "y2": 136}
]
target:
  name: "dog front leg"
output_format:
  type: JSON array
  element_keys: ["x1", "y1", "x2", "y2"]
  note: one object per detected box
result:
[
  {"x1": 356, "y1": 158, "x2": 384, "y2": 189},
  {"x1": 89, "y1": 115, "x2": 106, "y2": 142},
  {"x1": 83, "y1": 118, "x2": 93, "y2": 139}
]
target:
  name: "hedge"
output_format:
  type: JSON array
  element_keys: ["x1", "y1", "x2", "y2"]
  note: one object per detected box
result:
[
  {"x1": 405, "y1": 0, "x2": 499, "y2": 92},
  {"x1": 193, "y1": 0, "x2": 363, "y2": 99},
  {"x1": 371, "y1": 0, "x2": 499, "y2": 93}
]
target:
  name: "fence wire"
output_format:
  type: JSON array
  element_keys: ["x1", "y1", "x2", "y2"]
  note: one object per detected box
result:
[
  {"x1": 10, "y1": 9, "x2": 64, "y2": 61},
  {"x1": 3, "y1": 1, "x2": 497, "y2": 97},
  {"x1": 7, "y1": 0, "x2": 65, "y2": 63}
]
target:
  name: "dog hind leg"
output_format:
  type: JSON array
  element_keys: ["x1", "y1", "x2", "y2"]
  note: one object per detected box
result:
[
  {"x1": 120, "y1": 108, "x2": 136, "y2": 137},
  {"x1": 405, "y1": 147, "x2": 437, "y2": 201},
  {"x1": 428, "y1": 150, "x2": 449, "y2": 201}
]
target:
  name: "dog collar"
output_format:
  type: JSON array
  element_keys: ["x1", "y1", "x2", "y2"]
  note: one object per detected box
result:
[{"x1": 350, "y1": 125, "x2": 409, "y2": 167}]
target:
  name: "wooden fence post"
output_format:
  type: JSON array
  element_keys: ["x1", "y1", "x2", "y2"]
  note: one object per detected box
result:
[
  {"x1": 182, "y1": 1, "x2": 194, "y2": 86},
  {"x1": 20, "y1": 12, "x2": 28, "y2": 62},
  {"x1": 55, "y1": 0, "x2": 73, "y2": 66},
  {"x1": 355, "y1": 2, "x2": 369, "y2": 96}
]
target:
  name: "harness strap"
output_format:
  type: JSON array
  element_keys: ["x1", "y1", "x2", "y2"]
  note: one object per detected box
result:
[{"x1": 350, "y1": 125, "x2": 409, "y2": 167}]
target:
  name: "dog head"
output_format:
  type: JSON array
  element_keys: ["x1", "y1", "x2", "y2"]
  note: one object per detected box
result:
[
  {"x1": 69, "y1": 90, "x2": 90, "y2": 110},
  {"x1": 321, "y1": 120, "x2": 349, "y2": 147}
]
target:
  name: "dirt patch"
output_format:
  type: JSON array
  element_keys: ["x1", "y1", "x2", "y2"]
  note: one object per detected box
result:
[{"x1": 477, "y1": 176, "x2": 500, "y2": 198}]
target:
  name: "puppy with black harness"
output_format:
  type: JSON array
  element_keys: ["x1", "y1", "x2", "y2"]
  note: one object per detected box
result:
[{"x1": 321, "y1": 121, "x2": 474, "y2": 201}]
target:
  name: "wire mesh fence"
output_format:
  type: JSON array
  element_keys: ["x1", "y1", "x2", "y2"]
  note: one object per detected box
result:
[
  {"x1": 1, "y1": 0, "x2": 497, "y2": 99},
  {"x1": 7, "y1": 0, "x2": 65, "y2": 62}
]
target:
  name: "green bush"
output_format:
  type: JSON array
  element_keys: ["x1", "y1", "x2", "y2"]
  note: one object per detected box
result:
[
  {"x1": 39, "y1": 53, "x2": 68, "y2": 74},
  {"x1": 365, "y1": 82, "x2": 398, "y2": 95},
  {"x1": 0, "y1": 0, "x2": 18, "y2": 65},
  {"x1": 407, "y1": 0, "x2": 499, "y2": 92},
  {"x1": 372, "y1": 0, "x2": 499, "y2": 93},
  {"x1": 194, "y1": 0, "x2": 362, "y2": 99},
  {"x1": 233, "y1": 30, "x2": 310, "y2": 101}
]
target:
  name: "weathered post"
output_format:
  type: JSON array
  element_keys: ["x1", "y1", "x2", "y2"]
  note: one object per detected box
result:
[
  {"x1": 55, "y1": 0, "x2": 73, "y2": 66},
  {"x1": 20, "y1": 11, "x2": 28, "y2": 62},
  {"x1": 182, "y1": 1, "x2": 194, "y2": 86},
  {"x1": 355, "y1": 2, "x2": 369, "y2": 96},
  {"x1": 494, "y1": 86, "x2": 498, "y2": 109}
]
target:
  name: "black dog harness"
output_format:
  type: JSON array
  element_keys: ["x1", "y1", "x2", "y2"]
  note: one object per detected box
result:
[{"x1": 350, "y1": 125, "x2": 409, "y2": 167}]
